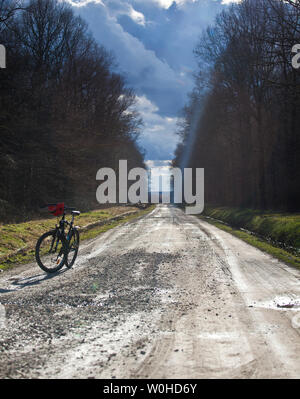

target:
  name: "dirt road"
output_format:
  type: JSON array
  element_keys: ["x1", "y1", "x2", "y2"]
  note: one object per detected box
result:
[{"x1": 0, "y1": 204, "x2": 300, "y2": 378}]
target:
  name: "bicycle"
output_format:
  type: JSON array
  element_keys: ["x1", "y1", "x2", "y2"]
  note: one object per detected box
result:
[{"x1": 35, "y1": 203, "x2": 80, "y2": 273}]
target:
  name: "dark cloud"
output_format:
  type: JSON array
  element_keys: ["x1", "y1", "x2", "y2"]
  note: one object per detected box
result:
[{"x1": 65, "y1": 0, "x2": 226, "y2": 159}]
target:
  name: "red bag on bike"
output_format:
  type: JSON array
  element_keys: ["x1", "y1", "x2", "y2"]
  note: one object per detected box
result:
[{"x1": 48, "y1": 203, "x2": 64, "y2": 216}]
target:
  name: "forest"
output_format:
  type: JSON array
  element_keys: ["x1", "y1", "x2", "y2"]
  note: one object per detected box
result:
[
  {"x1": 0, "y1": 0, "x2": 145, "y2": 222},
  {"x1": 174, "y1": 0, "x2": 300, "y2": 212}
]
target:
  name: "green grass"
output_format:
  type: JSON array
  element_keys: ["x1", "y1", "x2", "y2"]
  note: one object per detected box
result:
[
  {"x1": 201, "y1": 206, "x2": 300, "y2": 269},
  {"x1": 0, "y1": 205, "x2": 155, "y2": 271},
  {"x1": 203, "y1": 207, "x2": 300, "y2": 249}
]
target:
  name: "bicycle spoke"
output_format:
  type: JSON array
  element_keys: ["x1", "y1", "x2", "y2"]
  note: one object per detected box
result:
[{"x1": 36, "y1": 231, "x2": 65, "y2": 273}]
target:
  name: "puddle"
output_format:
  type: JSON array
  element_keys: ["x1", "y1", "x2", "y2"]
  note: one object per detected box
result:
[{"x1": 249, "y1": 296, "x2": 300, "y2": 311}]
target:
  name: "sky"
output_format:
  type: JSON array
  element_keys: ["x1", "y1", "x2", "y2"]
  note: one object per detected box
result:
[
  {"x1": 145, "y1": 160, "x2": 172, "y2": 192},
  {"x1": 64, "y1": 0, "x2": 236, "y2": 161}
]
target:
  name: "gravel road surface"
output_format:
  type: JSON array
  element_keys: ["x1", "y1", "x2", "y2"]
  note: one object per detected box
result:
[{"x1": 0, "y1": 204, "x2": 300, "y2": 378}]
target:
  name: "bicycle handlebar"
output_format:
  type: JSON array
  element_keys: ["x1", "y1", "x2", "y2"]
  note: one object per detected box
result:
[
  {"x1": 42, "y1": 204, "x2": 76, "y2": 211},
  {"x1": 40, "y1": 203, "x2": 76, "y2": 211}
]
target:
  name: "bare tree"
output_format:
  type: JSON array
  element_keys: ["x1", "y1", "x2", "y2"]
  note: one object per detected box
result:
[
  {"x1": 175, "y1": 0, "x2": 300, "y2": 211},
  {"x1": 0, "y1": 0, "x2": 26, "y2": 24},
  {"x1": 0, "y1": 0, "x2": 145, "y2": 221}
]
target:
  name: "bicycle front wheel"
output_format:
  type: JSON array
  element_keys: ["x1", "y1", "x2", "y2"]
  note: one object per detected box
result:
[
  {"x1": 65, "y1": 228, "x2": 80, "y2": 269},
  {"x1": 35, "y1": 230, "x2": 66, "y2": 273}
]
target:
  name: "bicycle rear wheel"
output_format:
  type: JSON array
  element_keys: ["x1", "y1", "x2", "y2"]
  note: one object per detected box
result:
[
  {"x1": 65, "y1": 228, "x2": 80, "y2": 269},
  {"x1": 35, "y1": 230, "x2": 66, "y2": 273}
]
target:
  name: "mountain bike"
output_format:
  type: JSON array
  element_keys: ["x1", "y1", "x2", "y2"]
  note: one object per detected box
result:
[{"x1": 35, "y1": 203, "x2": 80, "y2": 273}]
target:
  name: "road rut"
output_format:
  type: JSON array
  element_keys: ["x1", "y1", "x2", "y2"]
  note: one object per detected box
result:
[{"x1": 0, "y1": 204, "x2": 300, "y2": 378}]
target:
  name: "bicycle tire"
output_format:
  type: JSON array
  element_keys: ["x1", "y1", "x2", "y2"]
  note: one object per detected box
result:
[
  {"x1": 35, "y1": 230, "x2": 66, "y2": 273},
  {"x1": 65, "y1": 228, "x2": 80, "y2": 269}
]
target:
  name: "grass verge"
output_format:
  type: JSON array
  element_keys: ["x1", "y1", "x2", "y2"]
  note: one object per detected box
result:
[
  {"x1": 200, "y1": 207, "x2": 300, "y2": 269},
  {"x1": 0, "y1": 205, "x2": 155, "y2": 271}
]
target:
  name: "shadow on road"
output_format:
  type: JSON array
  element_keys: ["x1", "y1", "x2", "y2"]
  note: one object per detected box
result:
[{"x1": 0, "y1": 268, "x2": 68, "y2": 293}]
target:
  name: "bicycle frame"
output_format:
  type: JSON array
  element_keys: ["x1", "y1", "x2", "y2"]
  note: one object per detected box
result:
[{"x1": 51, "y1": 212, "x2": 76, "y2": 254}]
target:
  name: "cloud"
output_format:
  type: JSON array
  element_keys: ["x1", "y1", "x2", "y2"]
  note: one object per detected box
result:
[
  {"x1": 69, "y1": 1, "x2": 190, "y2": 117},
  {"x1": 136, "y1": 0, "x2": 197, "y2": 9},
  {"x1": 134, "y1": 95, "x2": 182, "y2": 160},
  {"x1": 66, "y1": 0, "x2": 225, "y2": 159},
  {"x1": 145, "y1": 160, "x2": 171, "y2": 168},
  {"x1": 65, "y1": 0, "x2": 104, "y2": 7},
  {"x1": 127, "y1": 5, "x2": 146, "y2": 26},
  {"x1": 65, "y1": 0, "x2": 145, "y2": 26},
  {"x1": 221, "y1": 0, "x2": 240, "y2": 3}
]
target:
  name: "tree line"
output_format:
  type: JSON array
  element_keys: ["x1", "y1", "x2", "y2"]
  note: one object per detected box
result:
[
  {"x1": 0, "y1": 0, "x2": 145, "y2": 222},
  {"x1": 174, "y1": 0, "x2": 300, "y2": 212}
]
